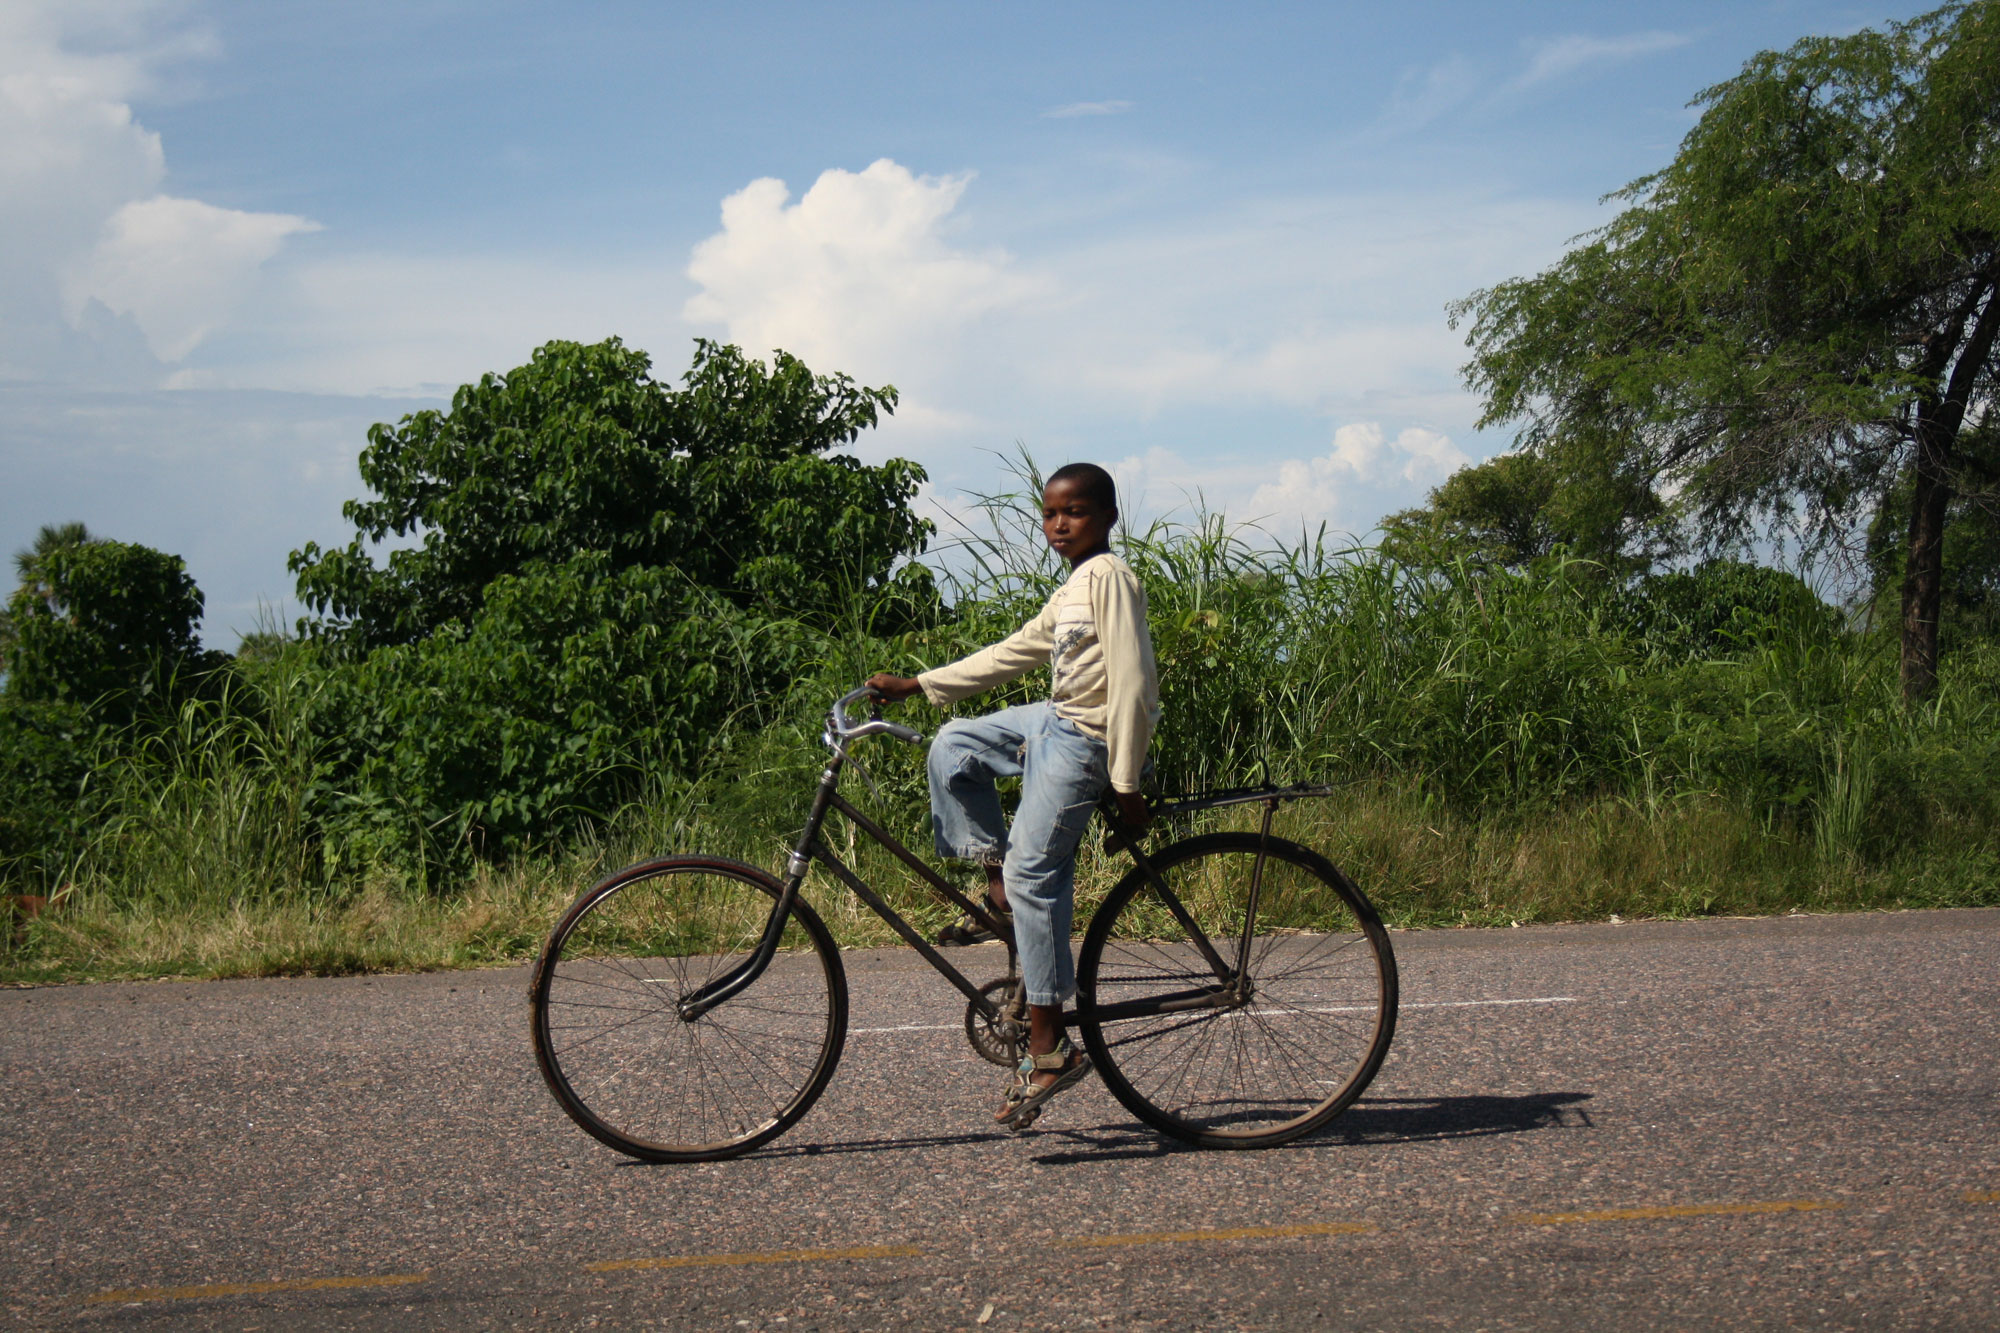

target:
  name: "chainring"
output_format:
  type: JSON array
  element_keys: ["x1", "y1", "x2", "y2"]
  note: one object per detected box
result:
[{"x1": 964, "y1": 975, "x2": 1026, "y2": 1066}]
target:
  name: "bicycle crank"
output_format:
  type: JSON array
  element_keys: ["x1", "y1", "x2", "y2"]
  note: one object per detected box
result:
[{"x1": 964, "y1": 975, "x2": 1027, "y2": 1066}]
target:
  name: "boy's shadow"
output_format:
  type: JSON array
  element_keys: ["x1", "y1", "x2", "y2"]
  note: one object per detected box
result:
[{"x1": 1026, "y1": 1091, "x2": 1594, "y2": 1165}]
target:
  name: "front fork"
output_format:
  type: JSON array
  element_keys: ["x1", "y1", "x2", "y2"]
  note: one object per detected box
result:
[{"x1": 675, "y1": 752, "x2": 845, "y2": 1022}]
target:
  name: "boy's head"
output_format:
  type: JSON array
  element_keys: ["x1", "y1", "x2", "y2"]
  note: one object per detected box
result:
[
  {"x1": 1046, "y1": 462, "x2": 1117, "y2": 513},
  {"x1": 1042, "y1": 462, "x2": 1118, "y2": 566}
]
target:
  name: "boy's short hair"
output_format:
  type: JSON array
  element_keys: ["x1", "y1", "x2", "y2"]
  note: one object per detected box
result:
[{"x1": 1047, "y1": 462, "x2": 1118, "y2": 513}]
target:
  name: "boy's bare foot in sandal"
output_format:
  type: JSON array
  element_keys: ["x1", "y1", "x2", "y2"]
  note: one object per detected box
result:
[
  {"x1": 995, "y1": 1006, "x2": 1092, "y2": 1129},
  {"x1": 935, "y1": 865, "x2": 1010, "y2": 946}
]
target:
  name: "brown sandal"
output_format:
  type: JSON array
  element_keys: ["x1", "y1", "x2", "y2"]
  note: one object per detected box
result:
[
  {"x1": 995, "y1": 1035, "x2": 1092, "y2": 1131},
  {"x1": 936, "y1": 896, "x2": 1011, "y2": 947}
]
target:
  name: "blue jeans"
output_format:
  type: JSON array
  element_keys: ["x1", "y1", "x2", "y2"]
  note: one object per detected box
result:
[{"x1": 928, "y1": 702, "x2": 1108, "y2": 1007}]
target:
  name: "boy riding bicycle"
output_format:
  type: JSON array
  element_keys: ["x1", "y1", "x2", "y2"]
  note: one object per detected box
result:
[{"x1": 867, "y1": 462, "x2": 1159, "y2": 1129}]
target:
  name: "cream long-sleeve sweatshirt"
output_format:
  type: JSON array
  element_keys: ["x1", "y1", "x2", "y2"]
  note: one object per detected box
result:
[{"x1": 917, "y1": 552, "x2": 1160, "y2": 793}]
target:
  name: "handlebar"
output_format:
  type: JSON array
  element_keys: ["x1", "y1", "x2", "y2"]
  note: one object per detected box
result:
[{"x1": 829, "y1": 685, "x2": 924, "y2": 746}]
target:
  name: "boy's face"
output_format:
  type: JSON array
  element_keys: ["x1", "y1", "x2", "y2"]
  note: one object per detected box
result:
[{"x1": 1042, "y1": 477, "x2": 1116, "y2": 565}]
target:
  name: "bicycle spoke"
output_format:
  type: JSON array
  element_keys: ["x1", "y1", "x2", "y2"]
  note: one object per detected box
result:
[
  {"x1": 1080, "y1": 836, "x2": 1395, "y2": 1144},
  {"x1": 532, "y1": 860, "x2": 844, "y2": 1160}
]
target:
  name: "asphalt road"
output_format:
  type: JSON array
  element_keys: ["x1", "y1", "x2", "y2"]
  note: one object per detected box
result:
[{"x1": 4, "y1": 908, "x2": 1997, "y2": 1331}]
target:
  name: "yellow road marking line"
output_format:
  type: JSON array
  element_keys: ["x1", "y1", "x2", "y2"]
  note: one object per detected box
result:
[
  {"x1": 86, "y1": 1272, "x2": 427, "y2": 1304},
  {"x1": 587, "y1": 1243, "x2": 924, "y2": 1273},
  {"x1": 1508, "y1": 1199, "x2": 1843, "y2": 1226},
  {"x1": 1062, "y1": 1222, "x2": 1376, "y2": 1248},
  {"x1": 1966, "y1": 1190, "x2": 2000, "y2": 1204}
]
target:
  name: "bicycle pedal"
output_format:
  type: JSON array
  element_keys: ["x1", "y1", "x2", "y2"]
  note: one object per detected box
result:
[{"x1": 1007, "y1": 1106, "x2": 1041, "y2": 1132}]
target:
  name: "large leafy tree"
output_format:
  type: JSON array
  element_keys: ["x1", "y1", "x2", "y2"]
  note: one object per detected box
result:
[
  {"x1": 288, "y1": 337, "x2": 937, "y2": 861},
  {"x1": 1452, "y1": 1, "x2": 2000, "y2": 699},
  {"x1": 5, "y1": 540, "x2": 206, "y2": 720},
  {"x1": 290, "y1": 337, "x2": 932, "y2": 651}
]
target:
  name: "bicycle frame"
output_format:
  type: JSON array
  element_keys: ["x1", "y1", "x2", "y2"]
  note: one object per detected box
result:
[{"x1": 677, "y1": 689, "x2": 1335, "y2": 1031}]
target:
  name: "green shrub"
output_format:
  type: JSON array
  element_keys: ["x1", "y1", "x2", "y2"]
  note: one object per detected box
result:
[{"x1": 0, "y1": 697, "x2": 101, "y2": 892}]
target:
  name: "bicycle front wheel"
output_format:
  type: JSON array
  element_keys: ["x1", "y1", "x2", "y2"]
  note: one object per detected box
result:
[
  {"x1": 1077, "y1": 832, "x2": 1397, "y2": 1148},
  {"x1": 530, "y1": 856, "x2": 848, "y2": 1162}
]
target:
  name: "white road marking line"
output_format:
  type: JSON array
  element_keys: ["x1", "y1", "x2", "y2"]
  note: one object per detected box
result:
[
  {"x1": 852, "y1": 1022, "x2": 970, "y2": 1033},
  {"x1": 1299, "y1": 996, "x2": 1580, "y2": 1014},
  {"x1": 849, "y1": 996, "x2": 1578, "y2": 1034}
]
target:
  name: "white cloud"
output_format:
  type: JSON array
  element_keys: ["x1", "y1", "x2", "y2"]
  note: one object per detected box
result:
[
  {"x1": 1043, "y1": 100, "x2": 1133, "y2": 119},
  {"x1": 1012, "y1": 189, "x2": 1593, "y2": 421},
  {"x1": 204, "y1": 249, "x2": 691, "y2": 397},
  {"x1": 683, "y1": 159, "x2": 1045, "y2": 385},
  {"x1": 66, "y1": 195, "x2": 317, "y2": 361},
  {"x1": 1108, "y1": 446, "x2": 1242, "y2": 520},
  {"x1": 0, "y1": 0, "x2": 316, "y2": 379},
  {"x1": 1514, "y1": 32, "x2": 1690, "y2": 89},
  {"x1": 1247, "y1": 423, "x2": 1469, "y2": 528}
]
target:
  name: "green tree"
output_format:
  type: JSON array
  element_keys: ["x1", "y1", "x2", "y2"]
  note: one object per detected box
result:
[
  {"x1": 288, "y1": 337, "x2": 938, "y2": 864},
  {"x1": 1452, "y1": 0, "x2": 2000, "y2": 700},
  {"x1": 12, "y1": 521, "x2": 95, "y2": 599},
  {"x1": 1379, "y1": 447, "x2": 1669, "y2": 573},
  {"x1": 290, "y1": 338, "x2": 932, "y2": 651},
  {"x1": 4, "y1": 522, "x2": 96, "y2": 665},
  {"x1": 5, "y1": 540, "x2": 207, "y2": 722},
  {"x1": 1866, "y1": 418, "x2": 2000, "y2": 642}
]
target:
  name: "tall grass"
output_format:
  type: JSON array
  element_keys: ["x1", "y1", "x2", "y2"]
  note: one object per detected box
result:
[{"x1": 8, "y1": 488, "x2": 2000, "y2": 985}]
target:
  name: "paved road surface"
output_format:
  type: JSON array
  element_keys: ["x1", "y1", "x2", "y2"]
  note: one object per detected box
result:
[{"x1": 4, "y1": 909, "x2": 1997, "y2": 1330}]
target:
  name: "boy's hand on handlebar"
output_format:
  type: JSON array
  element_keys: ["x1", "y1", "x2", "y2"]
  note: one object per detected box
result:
[
  {"x1": 1114, "y1": 789, "x2": 1151, "y2": 832},
  {"x1": 865, "y1": 673, "x2": 923, "y2": 702}
]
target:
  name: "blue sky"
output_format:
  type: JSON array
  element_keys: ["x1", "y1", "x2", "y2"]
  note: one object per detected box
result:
[{"x1": 2, "y1": 0, "x2": 1925, "y2": 643}]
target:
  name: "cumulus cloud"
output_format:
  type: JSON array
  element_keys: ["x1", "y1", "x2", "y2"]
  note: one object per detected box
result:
[
  {"x1": 1042, "y1": 100, "x2": 1133, "y2": 119},
  {"x1": 0, "y1": 0, "x2": 316, "y2": 380},
  {"x1": 1248, "y1": 423, "x2": 1469, "y2": 527},
  {"x1": 66, "y1": 196, "x2": 317, "y2": 361},
  {"x1": 1514, "y1": 31, "x2": 1690, "y2": 89},
  {"x1": 683, "y1": 159, "x2": 1044, "y2": 384}
]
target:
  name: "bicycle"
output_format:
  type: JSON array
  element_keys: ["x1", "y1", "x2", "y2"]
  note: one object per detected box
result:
[{"x1": 529, "y1": 685, "x2": 1398, "y2": 1162}]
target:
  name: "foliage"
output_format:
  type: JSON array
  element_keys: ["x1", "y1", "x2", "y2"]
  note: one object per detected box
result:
[
  {"x1": 14, "y1": 499, "x2": 2000, "y2": 981},
  {"x1": 1452, "y1": 0, "x2": 2000, "y2": 698},
  {"x1": 0, "y1": 698, "x2": 100, "y2": 892},
  {"x1": 290, "y1": 337, "x2": 933, "y2": 652},
  {"x1": 1379, "y1": 448, "x2": 1671, "y2": 574},
  {"x1": 11, "y1": 520, "x2": 94, "y2": 597},
  {"x1": 1613, "y1": 561, "x2": 1842, "y2": 665},
  {"x1": 4, "y1": 539, "x2": 213, "y2": 724},
  {"x1": 307, "y1": 557, "x2": 823, "y2": 866},
  {"x1": 13, "y1": 330, "x2": 2000, "y2": 978},
  {"x1": 277, "y1": 339, "x2": 939, "y2": 868},
  {"x1": 1865, "y1": 421, "x2": 2000, "y2": 643}
]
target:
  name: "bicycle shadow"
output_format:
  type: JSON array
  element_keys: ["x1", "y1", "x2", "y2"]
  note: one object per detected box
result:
[
  {"x1": 742, "y1": 1129, "x2": 1018, "y2": 1160},
  {"x1": 1025, "y1": 1091, "x2": 1594, "y2": 1165},
  {"x1": 723, "y1": 1092, "x2": 1592, "y2": 1165}
]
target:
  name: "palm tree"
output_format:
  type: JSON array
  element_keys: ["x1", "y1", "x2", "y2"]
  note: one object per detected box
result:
[{"x1": 13, "y1": 521, "x2": 95, "y2": 605}]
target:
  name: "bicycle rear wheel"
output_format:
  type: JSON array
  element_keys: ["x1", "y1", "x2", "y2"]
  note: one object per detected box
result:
[
  {"x1": 530, "y1": 856, "x2": 847, "y2": 1162},
  {"x1": 1076, "y1": 832, "x2": 1396, "y2": 1148}
]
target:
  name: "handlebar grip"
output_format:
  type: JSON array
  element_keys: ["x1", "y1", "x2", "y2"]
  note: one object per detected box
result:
[{"x1": 882, "y1": 722, "x2": 923, "y2": 744}]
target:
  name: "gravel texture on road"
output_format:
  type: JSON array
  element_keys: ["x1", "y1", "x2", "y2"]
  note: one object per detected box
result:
[{"x1": 3, "y1": 908, "x2": 1997, "y2": 1330}]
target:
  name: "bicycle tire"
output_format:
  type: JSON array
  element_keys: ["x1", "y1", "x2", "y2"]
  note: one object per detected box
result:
[
  {"x1": 1076, "y1": 832, "x2": 1397, "y2": 1148},
  {"x1": 530, "y1": 856, "x2": 848, "y2": 1162}
]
